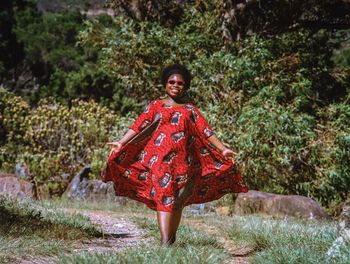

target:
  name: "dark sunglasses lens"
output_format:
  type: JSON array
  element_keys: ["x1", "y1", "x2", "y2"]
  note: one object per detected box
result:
[{"x1": 168, "y1": 80, "x2": 184, "y2": 86}]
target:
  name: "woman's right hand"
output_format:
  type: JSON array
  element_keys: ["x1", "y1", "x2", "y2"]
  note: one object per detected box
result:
[{"x1": 106, "y1": 141, "x2": 122, "y2": 156}]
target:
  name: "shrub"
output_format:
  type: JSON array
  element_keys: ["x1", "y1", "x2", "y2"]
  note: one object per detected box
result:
[{"x1": 0, "y1": 90, "x2": 132, "y2": 196}]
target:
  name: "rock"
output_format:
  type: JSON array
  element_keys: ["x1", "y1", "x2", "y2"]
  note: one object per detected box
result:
[
  {"x1": 185, "y1": 202, "x2": 215, "y2": 214},
  {"x1": 64, "y1": 166, "x2": 128, "y2": 204},
  {"x1": 66, "y1": 166, "x2": 92, "y2": 197},
  {"x1": 234, "y1": 190, "x2": 329, "y2": 219},
  {"x1": 234, "y1": 191, "x2": 274, "y2": 215},
  {"x1": 0, "y1": 176, "x2": 33, "y2": 198},
  {"x1": 0, "y1": 172, "x2": 17, "y2": 178},
  {"x1": 15, "y1": 161, "x2": 31, "y2": 179},
  {"x1": 215, "y1": 206, "x2": 231, "y2": 216}
]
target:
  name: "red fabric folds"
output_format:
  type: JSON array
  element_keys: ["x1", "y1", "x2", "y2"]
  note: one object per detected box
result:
[{"x1": 102, "y1": 99, "x2": 248, "y2": 212}]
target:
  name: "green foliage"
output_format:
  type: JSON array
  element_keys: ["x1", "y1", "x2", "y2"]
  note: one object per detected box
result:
[
  {"x1": 0, "y1": 90, "x2": 131, "y2": 196},
  {"x1": 77, "y1": 10, "x2": 350, "y2": 212},
  {"x1": 0, "y1": 3, "x2": 139, "y2": 114},
  {"x1": 334, "y1": 48, "x2": 350, "y2": 66},
  {"x1": 0, "y1": 235, "x2": 66, "y2": 264},
  {"x1": 79, "y1": 6, "x2": 223, "y2": 101},
  {"x1": 0, "y1": 88, "x2": 30, "y2": 144},
  {"x1": 0, "y1": 0, "x2": 29, "y2": 82}
]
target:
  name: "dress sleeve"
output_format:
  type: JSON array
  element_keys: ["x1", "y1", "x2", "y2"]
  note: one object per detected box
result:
[
  {"x1": 191, "y1": 106, "x2": 215, "y2": 139},
  {"x1": 129, "y1": 100, "x2": 157, "y2": 133}
]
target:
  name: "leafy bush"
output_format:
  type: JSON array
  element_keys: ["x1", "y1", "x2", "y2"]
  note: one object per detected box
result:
[{"x1": 0, "y1": 90, "x2": 131, "y2": 196}]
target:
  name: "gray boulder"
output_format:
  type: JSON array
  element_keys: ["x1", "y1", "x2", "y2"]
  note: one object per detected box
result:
[
  {"x1": 234, "y1": 190, "x2": 329, "y2": 219},
  {"x1": 0, "y1": 174, "x2": 33, "y2": 198},
  {"x1": 64, "y1": 166, "x2": 128, "y2": 204}
]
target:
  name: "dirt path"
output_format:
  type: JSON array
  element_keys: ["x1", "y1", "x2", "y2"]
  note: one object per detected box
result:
[
  {"x1": 71, "y1": 209, "x2": 253, "y2": 264},
  {"x1": 66, "y1": 209, "x2": 154, "y2": 253},
  {"x1": 19, "y1": 209, "x2": 251, "y2": 264},
  {"x1": 19, "y1": 209, "x2": 153, "y2": 264}
]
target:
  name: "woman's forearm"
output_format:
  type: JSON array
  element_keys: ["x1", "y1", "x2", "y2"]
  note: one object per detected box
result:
[{"x1": 118, "y1": 129, "x2": 137, "y2": 146}]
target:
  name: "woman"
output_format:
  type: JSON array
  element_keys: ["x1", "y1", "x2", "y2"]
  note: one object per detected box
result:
[{"x1": 102, "y1": 64, "x2": 248, "y2": 246}]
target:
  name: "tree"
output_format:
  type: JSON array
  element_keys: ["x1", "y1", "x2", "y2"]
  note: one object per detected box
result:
[
  {"x1": 0, "y1": 0, "x2": 34, "y2": 86},
  {"x1": 221, "y1": 0, "x2": 350, "y2": 41}
]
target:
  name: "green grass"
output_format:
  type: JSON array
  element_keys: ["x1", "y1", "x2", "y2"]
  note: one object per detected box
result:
[
  {"x1": 222, "y1": 215, "x2": 347, "y2": 264},
  {"x1": 0, "y1": 195, "x2": 102, "y2": 238},
  {"x1": 58, "y1": 215, "x2": 229, "y2": 264},
  {"x1": 134, "y1": 216, "x2": 221, "y2": 247},
  {"x1": 0, "y1": 195, "x2": 103, "y2": 263},
  {"x1": 0, "y1": 235, "x2": 67, "y2": 264},
  {"x1": 40, "y1": 197, "x2": 151, "y2": 214},
  {"x1": 58, "y1": 245, "x2": 228, "y2": 264},
  {"x1": 3, "y1": 196, "x2": 347, "y2": 264}
]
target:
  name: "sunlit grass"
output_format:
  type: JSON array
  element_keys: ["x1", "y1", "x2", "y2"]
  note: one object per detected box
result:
[
  {"x1": 134, "y1": 216, "x2": 221, "y2": 247},
  {"x1": 0, "y1": 195, "x2": 102, "y2": 263},
  {"x1": 58, "y1": 245, "x2": 228, "y2": 264},
  {"x1": 3, "y1": 196, "x2": 347, "y2": 264},
  {"x1": 40, "y1": 197, "x2": 151, "y2": 214},
  {"x1": 223, "y1": 215, "x2": 345, "y2": 264},
  {"x1": 0, "y1": 235, "x2": 66, "y2": 264},
  {"x1": 0, "y1": 196, "x2": 102, "y2": 238},
  {"x1": 58, "y1": 216, "x2": 229, "y2": 264}
]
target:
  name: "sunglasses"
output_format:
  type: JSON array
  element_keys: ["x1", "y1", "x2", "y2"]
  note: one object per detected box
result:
[{"x1": 167, "y1": 80, "x2": 185, "y2": 86}]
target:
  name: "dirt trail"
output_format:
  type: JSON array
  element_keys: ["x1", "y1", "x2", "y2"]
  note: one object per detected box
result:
[
  {"x1": 19, "y1": 209, "x2": 251, "y2": 264},
  {"x1": 18, "y1": 209, "x2": 153, "y2": 264},
  {"x1": 66, "y1": 209, "x2": 154, "y2": 253}
]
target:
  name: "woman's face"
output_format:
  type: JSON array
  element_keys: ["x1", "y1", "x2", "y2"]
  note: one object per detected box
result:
[{"x1": 165, "y1": 74, "x2": 186, "y2": 98}]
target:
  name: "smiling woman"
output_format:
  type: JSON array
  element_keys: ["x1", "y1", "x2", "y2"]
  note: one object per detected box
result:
[
  {"x1": 166, "y1": 74, "x2": 185, "y2": 98},
  {"x1": 103, "y1": 63, "x2": 248, "y2": 246}
]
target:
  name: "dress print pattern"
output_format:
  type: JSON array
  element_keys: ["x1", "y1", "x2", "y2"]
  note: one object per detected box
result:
[{"x1": 102, "y1": 99, "x2": 248, "y2": 212}]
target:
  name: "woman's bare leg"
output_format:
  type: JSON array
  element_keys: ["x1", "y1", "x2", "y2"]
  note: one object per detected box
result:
[{"x1": 157, "y1": 210, "x2": 183, "y2": 246}]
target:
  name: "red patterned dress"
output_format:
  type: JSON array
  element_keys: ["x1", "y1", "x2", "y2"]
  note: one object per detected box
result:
[{"x1": 102, "y1": 99, "x2": 248, "y2": 212}]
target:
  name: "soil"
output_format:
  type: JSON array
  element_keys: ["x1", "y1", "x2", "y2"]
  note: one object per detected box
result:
[{"x1": 66, "y1": 209, "x2": 155, "y2": 253}]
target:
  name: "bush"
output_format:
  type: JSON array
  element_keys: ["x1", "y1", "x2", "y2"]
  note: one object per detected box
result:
[{"x1": 0, "y1": 90, "x2": 132, "y2": 196}]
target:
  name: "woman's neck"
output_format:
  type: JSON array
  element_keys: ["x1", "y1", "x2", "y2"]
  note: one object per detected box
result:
[{"x1": 164, "y1": 95, "x2": 189, "y2": 105}]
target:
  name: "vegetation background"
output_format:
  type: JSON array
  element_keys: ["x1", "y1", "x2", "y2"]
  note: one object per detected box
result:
[{"x1": 1, "y1": 0, "x2": 350, "y2": 215}]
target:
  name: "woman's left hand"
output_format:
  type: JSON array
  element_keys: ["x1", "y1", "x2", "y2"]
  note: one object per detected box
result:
[{"x1": 221, "y1": 147, "x2": 236, "y2": 160}]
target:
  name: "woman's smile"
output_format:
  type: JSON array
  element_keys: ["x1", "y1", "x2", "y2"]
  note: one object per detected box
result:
[{"x1": 166, "y1": 74, "x2": 185, "y2": 98}]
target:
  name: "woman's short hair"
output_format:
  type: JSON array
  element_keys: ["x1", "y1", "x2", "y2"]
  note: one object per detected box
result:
[{"x1": 161, "y1": 64, "x2": 191, "y2": 89}]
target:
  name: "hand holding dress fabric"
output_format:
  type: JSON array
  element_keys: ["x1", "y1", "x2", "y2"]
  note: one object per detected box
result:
[
  {"x1": 107, "y1": 141, "x2": 122, "y2": 156},
  {"x1": 221, "y1": 147, "x2": 236, "y2": 161}
]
